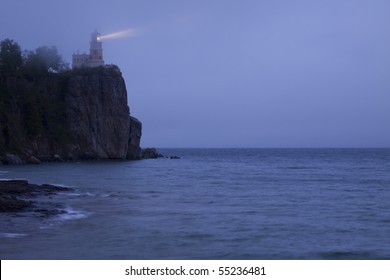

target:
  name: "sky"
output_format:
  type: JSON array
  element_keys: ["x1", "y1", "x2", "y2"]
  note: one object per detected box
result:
[{"x1": 1, "y1": 0, "x2": 389, "y2": 148}]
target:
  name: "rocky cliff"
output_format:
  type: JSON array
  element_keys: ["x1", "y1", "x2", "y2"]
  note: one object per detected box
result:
[{"x1": 0, "y1": 65, "x2": 142, "y2": 163}]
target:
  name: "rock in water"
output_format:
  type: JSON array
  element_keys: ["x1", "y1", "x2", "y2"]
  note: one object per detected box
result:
[
  {"x1": 127, "y1": 116, "x2": 142, "y2": 160},
  {"x1": 141, "y1": 148, "x2": 164, "y2": 159},
  {"x1": 0, "y1": 180, "x2": 73, "y2": 213}
]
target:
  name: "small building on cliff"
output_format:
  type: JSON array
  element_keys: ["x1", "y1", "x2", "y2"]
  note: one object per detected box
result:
[{"x1": 72, "y1": 31, "x2": 104, "y2": 69}]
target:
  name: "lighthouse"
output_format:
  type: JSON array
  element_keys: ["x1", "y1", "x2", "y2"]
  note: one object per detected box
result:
[
  {"x1": 72, "y1": 31, "x2": 105, "y2": 69},
  {"x1": 88, "y1": 31, "x2": 104, "y2": 67}
]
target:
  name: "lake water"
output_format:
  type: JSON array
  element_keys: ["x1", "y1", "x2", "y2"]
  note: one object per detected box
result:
[{"x1": 1, "y1": 148, "x2": 390, "y2": 259}]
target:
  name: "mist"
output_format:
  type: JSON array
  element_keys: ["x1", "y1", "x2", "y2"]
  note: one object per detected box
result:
[{"x1": 1, "y1": 0, "x2": 389, "y2": 148}]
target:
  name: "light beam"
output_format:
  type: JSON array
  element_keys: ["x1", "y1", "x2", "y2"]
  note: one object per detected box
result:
[{"x1": 97, "y1": 28, "x2": 142, "y2": 41}]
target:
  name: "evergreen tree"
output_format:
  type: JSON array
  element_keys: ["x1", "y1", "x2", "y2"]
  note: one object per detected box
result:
[{"x1": 0, "y1": 39, "x2": 23, "y2": 74}]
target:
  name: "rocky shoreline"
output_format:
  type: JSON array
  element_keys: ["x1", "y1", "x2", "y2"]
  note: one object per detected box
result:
[
  {"x1": 0, "y1": 147, "x2": 181, "y2": 164},
  {"x1": 0, "y1": 180, "x2": 73, "y2": 215},
  {"x1": 0, "y1": 148, "x2": 165, "y2": 164}
]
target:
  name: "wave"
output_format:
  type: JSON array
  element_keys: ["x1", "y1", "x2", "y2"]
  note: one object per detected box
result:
[
  {"x1": 60, "y1": 191, "x2": 96, "y2": 197},
  {"x1": 0, "y1": 232, "x2": 28, "y2": 238},
  {"x1": 55, "y1": 207, "x2": 90, "y2": 222}
]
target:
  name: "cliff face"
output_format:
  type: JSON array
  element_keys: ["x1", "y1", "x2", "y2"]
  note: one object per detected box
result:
[
  {"x1": 0, "y1": 66, "x2": 142, "y2": 163},
  {"x1": 127, "y1": 116, "x2": 142, "y2": 160},
  {"x1": 65, "y1": 67, "x2": 133, "y2": 159}
]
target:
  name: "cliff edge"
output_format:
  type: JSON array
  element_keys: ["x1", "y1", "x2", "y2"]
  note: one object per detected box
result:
[{"x1": 0, "y1": 65, "x2": 142, "y2": 163}]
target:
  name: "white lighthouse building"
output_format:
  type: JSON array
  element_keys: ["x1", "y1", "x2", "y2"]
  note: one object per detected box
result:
[{"x1": 72, "y1": 31, "x2": 105, "y2": 69}]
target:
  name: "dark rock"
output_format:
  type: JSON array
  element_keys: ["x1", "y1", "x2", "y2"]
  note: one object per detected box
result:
[
  {"x1": 4, "y1": 153, "x2": 24, "y2": 164},
  {"x1": 27, "y1": 155, "x2": 41, "y2": 164},
  {"x1": 0, "y1": 196, "x2": 32, "y2": 212},
  {"x1": 141, "y1": 148, "x2": 164, "y2": 159},
  {"x1": 127, "y1": 116, "x2": 142, "y2": 160},
  {"x1": 142, "y1": 148, "x2": 158, "y2": 159},
  {"x1": 53, "y1": 154, "x2": 64, "y2": 162},
  {"x1": 34, "y1": 208, "x2": 67, "y2": 218},
  {"x1": 0, "y1": 180, "x2": 73, "y2": 213},
  {"x1": 170, "y1": 156, "x2": 181, "y2": 159},
  {"x1": 40, "y1": 184, "x2": 72, "y2": 193}
]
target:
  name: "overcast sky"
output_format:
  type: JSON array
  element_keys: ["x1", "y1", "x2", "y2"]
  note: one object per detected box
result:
[{"x1": 1, "y1": 0, "x2": 389, "y2": 148}]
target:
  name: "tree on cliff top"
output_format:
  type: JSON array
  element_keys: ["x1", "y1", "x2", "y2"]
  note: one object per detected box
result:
[
  {"x1": 24, "y1": 45, "x2": 69, "y2": 75},
  {"x1": 0, "y1": 39, "x2": 69, "y2": 78},
  {"x1": 0, "y1": 39, "x2": 23, "y2": 75},
  {"x1": 0, "y1": 39, "x2": 70, "y2": 152}
]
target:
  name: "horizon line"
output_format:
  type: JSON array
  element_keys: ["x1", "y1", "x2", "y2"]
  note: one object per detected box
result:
[{"x1": 152, "y1": 147, "x2": 390, "y2": 149}]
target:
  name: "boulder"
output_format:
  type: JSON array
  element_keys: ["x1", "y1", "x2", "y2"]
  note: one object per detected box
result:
[
  {"x1": 53, "y1": 154, "x2": 65, "y2": 162},
  {"x1": 4, "y1": 153, "x2": 24, "y2": 164},
  {"x1": 170, "y1": 156, "x2": 181, "y2": 159},
  {"x1": 27, "y1": 155, "x2": 41, "y2": 164},
  {"x1": 142, "y1": 148, "x2": 158, "y2": 159}
]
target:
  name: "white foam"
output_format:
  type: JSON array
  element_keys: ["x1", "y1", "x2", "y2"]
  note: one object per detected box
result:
[
  {"x1": 0, "y1": 178, "x2": 20, "y2": 181},
  {"x1": 0, "y1": 232, "x2": 28, "y2": 238},
  {"x1": 50, "y1": 183, "x2": 73, "y2": 188},
  {"x1": 63, "y1": 191, "x2": 95, "y2": 196},
  {"x1": 56, "y1": 208, "x2": 89, "y2": 222}
]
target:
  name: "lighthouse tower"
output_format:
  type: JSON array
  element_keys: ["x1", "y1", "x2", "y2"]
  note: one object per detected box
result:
[
  {"x1": 72, "y1": 31, "x2": 105, "y2": 68},
  {"x1": 89, "y1": 31, "x2": 104, "y2": 67}
]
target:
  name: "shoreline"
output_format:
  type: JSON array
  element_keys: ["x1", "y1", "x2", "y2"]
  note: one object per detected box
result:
[{"x1": 0, "y1": 148, "x2": 164, "y2": 165}]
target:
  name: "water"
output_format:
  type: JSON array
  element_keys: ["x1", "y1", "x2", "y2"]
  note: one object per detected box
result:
[{"x1": 1, "y1": 148, "x2": 390, "y2": 259}]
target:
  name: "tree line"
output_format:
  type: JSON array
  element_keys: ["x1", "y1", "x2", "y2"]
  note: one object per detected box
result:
[
  {"x1": 0, "y1": 38, "x2": 69, "y2": 78},
  {"x1": 0, "y1": 38, "x2": 70, "y2": 153}
]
